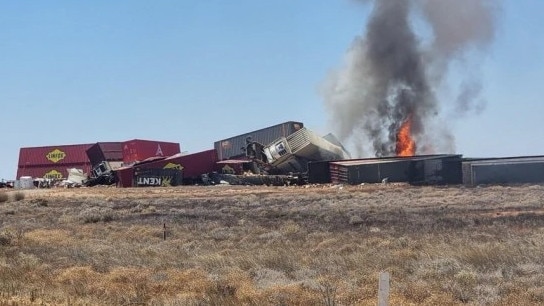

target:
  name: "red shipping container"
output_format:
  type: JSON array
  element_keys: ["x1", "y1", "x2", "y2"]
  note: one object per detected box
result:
[
  {"x1": 115, "y1": 166, "x2": 135, "y2": 188},
  {"x1": 135, "y1": 149, "x2": 218, "y2": 180},
  {"x1": 18, "y1": 144, "x2": 93, "y2": 167},
  {"x1": 16, "y1": 163, "x2": 92, "y2": 180},
  {"x1": 122, "y1": 139, "x2": 181, "y2": 164}
]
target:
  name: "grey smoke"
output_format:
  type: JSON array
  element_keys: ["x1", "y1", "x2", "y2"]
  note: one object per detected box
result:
[{"x1": 324, "y1": 0, "x2": 499, "y2": 157}]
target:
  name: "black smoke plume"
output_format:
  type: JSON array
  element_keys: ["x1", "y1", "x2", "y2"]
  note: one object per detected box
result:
[{"x1": 323, "y1": 0, "x2": 499, "y2": 157}]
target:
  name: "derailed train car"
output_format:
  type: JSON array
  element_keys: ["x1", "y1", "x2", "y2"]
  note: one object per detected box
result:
[
  {"x1": 116, "y1": 150, "x2": 218, "y2": 187},
  {"x1": 462, "y1": 156, "x2": 544, "y2": 186},
  {"x1": 309, "y1": 155, "x2": 463, "y2": 185}
]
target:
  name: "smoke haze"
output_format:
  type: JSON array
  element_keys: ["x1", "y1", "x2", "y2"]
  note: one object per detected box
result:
[{"x1": 323, "y1": 0, "x2": 499, "y2": 157}]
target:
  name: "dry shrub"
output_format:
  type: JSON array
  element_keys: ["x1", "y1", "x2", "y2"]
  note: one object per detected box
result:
[
  {"x1": 0, "y1": 192, "x2": 8, "y2": 203},
  {"x1": 78, "y1": 206, "x2": 118, "y2": 223},
  {"x1": 113, "y1": 225, "x2": 163, "y2": 241},
  {"x1": 199, "y1": 269, "x2": 252, "y2": 305},
  {"x1": 164, "y1": 268, "x2": 213, "y2": 296},
  {"x1": 253, "y1": 268, "x2": 291, "y2": 290},
  {"x1": 0, "y1": 231, "x2": 14, "y2": 246},
  {"x1": 57, "y1": 266, "x2": 100, "y2": 297},
  {"x1": 449, "y1": 270, "x2": 479, "y2": 303},
  {"x1": 400, "y1": 280, "x2": 432, "y2": 303},
  {"x1": 25, "y1": 229, "x2": 73, "y2": 246},
  {"x1": 255, "y1": 247, "x2": 298, "y2": 273},
  {"x1": 13, "y1": 192, "x2": 25, "y2": 201},
  {"x1": 30, "y1": 198, "x2": 48, "y2": 207},
  {"x1": 260, "y1": 284, "x2": 320, "y2": 305},
  {"x1": 317, "y1": 278, "x2": 339, "y2": 306},
  {"x1": 279, "y1": 220, "x2": 301, "y2": 236},
  {"x1": 455, "y1": 243, "x2": 519, "y2": 271},
  {"x1": 528, "y1": 287, "x2": 544, "y2": 303},
  {"x1": 312, "y1": 238, "x2": 339, "y2": 253},
  {"x1": 100, "y1": 267, "x2": 151, "y2": 304}
]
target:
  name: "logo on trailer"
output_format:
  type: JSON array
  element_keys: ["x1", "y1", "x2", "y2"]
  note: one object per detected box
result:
[
  {"x1": 163, "y1": 163, "x2": 183, "y2": 170},
  {"x1": 221, "y1": 141, "x2": 231, "y2": 149},
  {"x1": 44, "y1": 170, "x2": 63, "y2": 180},
  {"x1": 46, "y1": 149, "x2": 66, "y2": 163},
  {"x1": 156, "y1": 144, "x2": 164, "y2": 156},
  {"x1": 136, "y1": 176, "x2": 173, "y2": 187}
]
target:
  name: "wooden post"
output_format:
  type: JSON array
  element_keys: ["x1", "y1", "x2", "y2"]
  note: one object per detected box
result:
[
  {"x1": 163, "y1": 223, "x2": 166, "y2": 241},
  {"x1": 378, "y1": 272, "x2": 390, "y2": 306}
]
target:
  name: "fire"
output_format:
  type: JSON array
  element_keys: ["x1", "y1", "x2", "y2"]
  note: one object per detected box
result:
[{"x1": 396, "y1": 116, "x2": 416, "y2": 156}]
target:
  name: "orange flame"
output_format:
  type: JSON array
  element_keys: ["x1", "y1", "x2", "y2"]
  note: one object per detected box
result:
[{"x1": 396, "y1": 116, "x2": 416, "y2": 156}]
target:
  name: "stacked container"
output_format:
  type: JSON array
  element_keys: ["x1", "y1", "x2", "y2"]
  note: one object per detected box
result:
[
  {"x1": 122, "y1": 139, "x2": 181, "y2": 164},
  {"x1": 16, "y1": 144, "x2": 94, "y2": 179},
  {"x1": 214, "y1": 121, "x2": 303, "y2": 160}
]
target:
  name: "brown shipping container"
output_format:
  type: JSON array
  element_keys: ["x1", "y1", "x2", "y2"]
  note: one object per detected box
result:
[
  {"x1": 122, "y1": 139, "x2": 181, "y2": 164},
  {"x1": 16, "y1": 163, "x2": 92, "y2": 180},
  {"x1": 86, "y1": 142, "x2": 123, "y2": 167},
  {"x1": 135, "y1": 149, "x2": 218, "y2": 180},
  {"x1": 214, "y1": 121, "x2": 303, "y2": 160},
  {"x1": 18, "y1": 144, "x2": 94, "y2": 167}
]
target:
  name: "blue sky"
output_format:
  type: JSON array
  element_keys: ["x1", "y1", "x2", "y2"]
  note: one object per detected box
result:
[{"x1": 1, "y1": 1, "x2": 543, "y2": 180}]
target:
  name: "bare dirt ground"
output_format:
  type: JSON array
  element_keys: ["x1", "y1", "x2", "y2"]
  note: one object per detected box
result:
[{"x1": 1, "y1": 184, "x2": 544, "y2": 305}]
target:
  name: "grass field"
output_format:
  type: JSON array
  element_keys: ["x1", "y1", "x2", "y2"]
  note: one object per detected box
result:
[{"x1": 1, "y1": 184, "x2": 544, "y2": 305}]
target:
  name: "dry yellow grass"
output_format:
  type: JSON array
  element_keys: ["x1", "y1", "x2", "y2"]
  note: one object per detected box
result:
[{"x1": 0, "y1": 184, "x2": 544, "y2": 305}]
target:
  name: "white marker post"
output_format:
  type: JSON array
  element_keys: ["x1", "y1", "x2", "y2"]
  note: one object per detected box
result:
[{"x1": 378, "y1": 272, "x2": 390, "y2": 306}]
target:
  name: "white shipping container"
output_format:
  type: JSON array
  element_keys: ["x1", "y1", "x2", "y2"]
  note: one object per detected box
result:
[{"x1": 18, "y1": 176, "x2": 34, "y2": 189}]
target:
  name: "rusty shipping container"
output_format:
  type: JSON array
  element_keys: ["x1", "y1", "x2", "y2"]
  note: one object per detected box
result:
[
  {"x1": 214, "y1": 121, "x2": 303, "y2": 160},
  {"x1": 16, "y1": 164, "x2": 92, "y2": 180},
  {"x1": 122, "y1": 139, "x2": 181, "y2": 164},
  {"x1": 86, "y1": 142, "x2": 123, "y2": 167},
  {"x1": 18, "y1": 144, "x2": 93, "y2": 167},
  {"x1": 134, "y1": 149, "x2": 218, "y2": 184}
]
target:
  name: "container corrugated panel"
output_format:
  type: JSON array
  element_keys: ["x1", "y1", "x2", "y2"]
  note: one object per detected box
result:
[
  {"x1": 122, "y1": 139, "x2": 181, "y2": 163},
  {"x1": 331, "y1": 159, "x2": 411, "y2": 184},
  {"x1": 18, "y1": 144, "x2": 94, "y2": 167},
  {"x1": 462, "y1": 156, "x2": 544, "y2": 186},
  {"x1": 462, "y1": 163, "x2": 473, "y2": 186},
  {"x1": 86, "y1": 142, "x2": 123, "y2": 167},
  {"x1": 439, "y1": 157, "x2": 463, "y2": 184},
  {"x1": 409, "y1": 156, "x2": 462, "y2": 185},
  {"x1": 308, "y1": 161, "x2": 331, "y2": 184},
  {"x1": 16, "y1": 163, "x2": 92, "y2": 180},
  {"x1": 471, "y1": 163, "x2": 544, "y2": 185},
  {"x1": 284, "y1": 128, "x2": 351, "y2": 162},
  {"x1": 134, "y1": 149, "x2": 218, "y2": 183},
  {"x1": 330, "y1": 155, "x2": 462, "y2": 185},
  {"x1": 214, "y1": 121, "x2": 304, "y2": 160}
]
